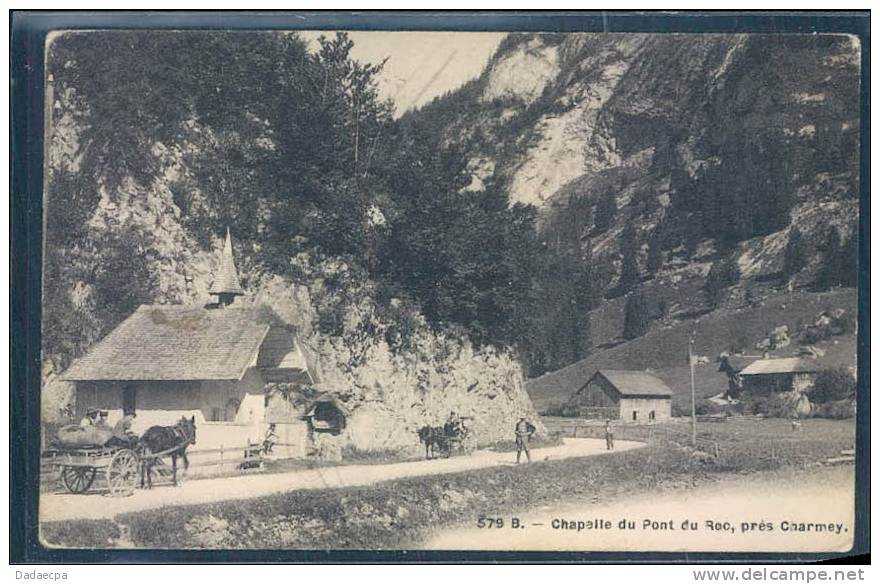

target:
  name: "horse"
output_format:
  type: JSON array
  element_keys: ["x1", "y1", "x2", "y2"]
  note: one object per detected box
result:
[
  {"x1": 417, "y1": 425, "x2": 449, "y2": 459},
  {"x1": 139, "y1": 416, "x2": 197, "y2": 489}
]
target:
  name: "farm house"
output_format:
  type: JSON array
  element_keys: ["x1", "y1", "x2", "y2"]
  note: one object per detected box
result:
[
  {"x1": 564, "y1": 370, "x2": 673, "y2": 422},
  {"x1": 738, "y1": 358, "x2": 820, "y2": 395},
  {"x1": 62, "y1": 231, "x2": 320, "y2": 455}
]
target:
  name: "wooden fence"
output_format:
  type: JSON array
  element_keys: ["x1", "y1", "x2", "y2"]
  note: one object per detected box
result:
[
  {"x1": 40, "y1": 441, "x2": 268, "y2": 491},
  {"x1": 186, "y1": 442, "x2": 265, "y2": 470}
]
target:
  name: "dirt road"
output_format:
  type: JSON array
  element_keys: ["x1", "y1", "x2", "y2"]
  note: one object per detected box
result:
[
  {"x1": 40, "y1": 438, "x2": 643, "y2": 522},
  {"x1": 424, "y1": 464, "x2": 855, "y2": 553}
]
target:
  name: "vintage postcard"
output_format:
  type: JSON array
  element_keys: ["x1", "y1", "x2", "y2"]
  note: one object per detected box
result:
[{"x1": 34, "y1": 26, "x2": 863, "y2": 555}]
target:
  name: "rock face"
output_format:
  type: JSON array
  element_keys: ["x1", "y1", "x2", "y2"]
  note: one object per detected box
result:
[
  {"x1": 250, "y1": 266, "x2": 542, "y2": 453},
  {"x1": 420, "y1": 32, "x2": 860, "y2": 293},
  {"x1": 481, "y1": 36, "x2": 560, "y2": 106}
]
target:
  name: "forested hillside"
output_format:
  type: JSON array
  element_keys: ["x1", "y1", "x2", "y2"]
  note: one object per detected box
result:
[
  {"x1": 43, "y1": 30, "x2": 861, "y2": 415},
  {"x1": 44, "y1": 32, "x2": 543, "y2": 368},
  {"x1": 42, "y1": 31, "x2": 545, "y2": 440}
]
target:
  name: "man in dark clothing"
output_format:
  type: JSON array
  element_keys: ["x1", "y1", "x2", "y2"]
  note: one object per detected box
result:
[
  {"x1": 515, "y1": 417, "x2": 536, "y2": 464},
  {"x1": 604, "y1": 419, "x2": 615, "y2": 450},
  {"x1": 113, "y1": 412, "x2": 136, "y2": 437},
  {"x1": 109, "y1": 411, "x2": 137, "y2": 447},
  {"x1": 262, "y1": 423, "x2": 279, "y2": 455}
]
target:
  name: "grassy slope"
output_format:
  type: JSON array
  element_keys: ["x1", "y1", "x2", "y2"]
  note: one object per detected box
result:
[{"x1": 527, "y1": 288, "x2": 857, "y2": 412}]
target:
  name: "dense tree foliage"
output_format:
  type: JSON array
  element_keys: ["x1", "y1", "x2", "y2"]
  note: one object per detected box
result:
[
  {"x1": 810, "y1": 368, "x2": 856, "y2": 404},
  {"x1": 704, "y1": 254, "x2": 742, "y2": 308},
  {"x1": 43, "y1": 31, "x2": 860, "y2": 382},
  {"x1": 43, "y1": 30, "x2": 572, "y2": 375},
  {"x1": 622, "y1": 290, "x2": 653, "y2": 340},
  {"x1": 618, "y1": 223, "x2": 640, "y2": 294},
  {"x1": 815, "y1": 229, "x2": 858, "y2": 291},
  {"x1": 593, "y1": 193, "x2": 617, "y2": 234},
  {"x1": 782, "y1": 226, "x2": 808, "y2": 279},
  {"x1": 646, "y1": 227, "x2": 664, "y2": 275}
]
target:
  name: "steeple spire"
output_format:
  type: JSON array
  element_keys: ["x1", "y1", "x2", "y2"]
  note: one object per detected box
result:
[{"x1": 209, "y1": 227, "x2": 244, "y2": 306}]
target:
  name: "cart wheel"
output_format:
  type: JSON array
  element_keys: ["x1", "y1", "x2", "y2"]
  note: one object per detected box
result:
[
  {"x1": 61, "y1": 466, "x2": 96, "y2": 494},
  {"x1": 107, "y1": 449, "x2": 139, "y2": 497}
]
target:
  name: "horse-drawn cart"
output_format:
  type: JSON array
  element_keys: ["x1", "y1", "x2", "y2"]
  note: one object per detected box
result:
[
  {"x1": 43, "y1": 446, "x2": 140, "y2": 496},
  {"x1": 44, "y1": 416, "x2": 196, "y2": 496},
  {"x1": 418, "y1": 418, "x2": 476, "y2": 459}
]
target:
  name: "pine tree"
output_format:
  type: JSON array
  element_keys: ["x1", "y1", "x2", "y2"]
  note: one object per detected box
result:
[
  {"x1": 839, "y1": 232, "x2": 858, "y2": 287},
  {"x1": 782, "y1": 226, "x2": 808, "y2": 279},
  {"x1": 816, "y1": 229, "x2": 843, "y2": 291},
  {"x1": 705, "y1": 255, "x2": 742, "y2": 308},
  {"x1": 647, "y1": 228, "x2": 664, "y2": 275},
  {"x1": 619, "y1": 223, "x2": 640, "y2": 293},
  {"x1": 572, "y1": 243, "x2": 594, "y2": 357},
  {"x1": 593, "y1": 193, "x2": 617, "y2": 233},
  {"x1": 623, "y1": 291, "x2": 652, "y2": 340}
]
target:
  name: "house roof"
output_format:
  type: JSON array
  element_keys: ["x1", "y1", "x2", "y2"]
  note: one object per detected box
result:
[
  {"x1": 63, "y1": 305, "x2": 282, "y2": 381},
  {"x1": 722, "y1": 355, "x2": 763, "y2": 373},
  {"x1": 208, "y1": 228, "x2": 244, "y2": 296},
  {"x1": 257, "y1": 327, "x2": 317, "y2": 384},
  {"x1": 593, "y1": 369, "x2": 674, "y2": 397},
  {"x1": 739, "y1": 357, "x2": 820, "y2": 376}
]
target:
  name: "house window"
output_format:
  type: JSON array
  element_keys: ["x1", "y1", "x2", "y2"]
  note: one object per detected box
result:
[
  {"x1": 632, "y1": 411, "x2": 638, "y2": 421},
  {"x1": 649, "y1": 410, "x2": 656, "y2": 421},
  {"x1": 122, "y1": 386, "x2": 137, "y2": 415},
  {"x1": 224, "y1": 398, "x2": 241, "y2": 422}
]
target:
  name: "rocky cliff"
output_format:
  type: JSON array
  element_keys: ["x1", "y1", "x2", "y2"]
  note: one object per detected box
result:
[
  {"x1": 416, "y1": 32, "x2": 860, "y2": 294},
  {"x1": 249, "y1": 264, "x2": 541, "y2": 451}
]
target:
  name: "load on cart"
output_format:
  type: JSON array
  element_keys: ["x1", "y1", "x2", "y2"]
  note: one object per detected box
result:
[{"x1": 43, "y1": 410, "x2": 195, "y2": 496}]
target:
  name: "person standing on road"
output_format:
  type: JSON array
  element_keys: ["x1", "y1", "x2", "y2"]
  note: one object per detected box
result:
[
  {"x1": 604, "y1": 419, "x2": 615, "y2": 450},
  {"x1": 515, "y1": 416, "x2": 536, "y2": 464}
]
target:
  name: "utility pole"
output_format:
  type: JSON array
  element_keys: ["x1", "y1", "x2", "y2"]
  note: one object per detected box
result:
[{"x1": 689, "y1": 335, "x2": 697, "y2": 446}]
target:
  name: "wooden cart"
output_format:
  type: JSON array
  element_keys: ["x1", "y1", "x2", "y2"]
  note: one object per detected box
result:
[{"x1": 44, "y1": 446, "x2": 140, "y2": 497}]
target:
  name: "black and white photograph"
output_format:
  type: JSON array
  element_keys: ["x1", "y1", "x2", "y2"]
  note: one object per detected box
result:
[{"x1": 13, "y1": 14, "x2": 867, "y2": 558}]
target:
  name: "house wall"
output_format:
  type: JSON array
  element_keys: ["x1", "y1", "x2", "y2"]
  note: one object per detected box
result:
[
  {"x1": 617, "y1": 397, "x2": 671, "y2": 422},
  {"x1": 73, "y1": 367, "x2": 269, "y2": 449},
  {"x1": 74, "y1": 380, "x2": 202, "y2": 432},
  {"x1": 742, "y1": 373, "x2": 788, "y2": 394},
  {"x1": 565, "y1": 377, "x2": 620, "y2": 419},
  {"x1": 792, "y1": 373, "x2": 817, "y2": 392},
  {"x1": 198, "y1": 367, "x2": 266, "y2": 424},
  {"x1": 742, "y1": 372, "x2": 817, "y2": 395}
]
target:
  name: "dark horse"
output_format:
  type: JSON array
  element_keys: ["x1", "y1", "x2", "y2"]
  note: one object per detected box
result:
[
  {"x1": 139, "y1": 416, "x2": 197, "y2": 488},
  {"x1": 417, "y1": 425, "x2": 450, "y2": 459}
]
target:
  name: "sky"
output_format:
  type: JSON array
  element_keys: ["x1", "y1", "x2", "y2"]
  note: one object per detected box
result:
[{"x1": 300, "y1": 31, "x2": 506, "y2": 116}]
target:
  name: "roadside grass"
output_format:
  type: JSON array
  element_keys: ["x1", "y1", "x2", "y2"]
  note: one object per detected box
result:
[
  {"x1": 39, "y1": 418, "x2": 855, "y2": 550},
  {"x1": 40, "y1": 519, "x2": 121, "y2": 549}
]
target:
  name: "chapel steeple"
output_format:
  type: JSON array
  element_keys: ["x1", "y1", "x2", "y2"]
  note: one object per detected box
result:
[{"x1": 208, "y1": 228, "x2": 244, "y2": 307}]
